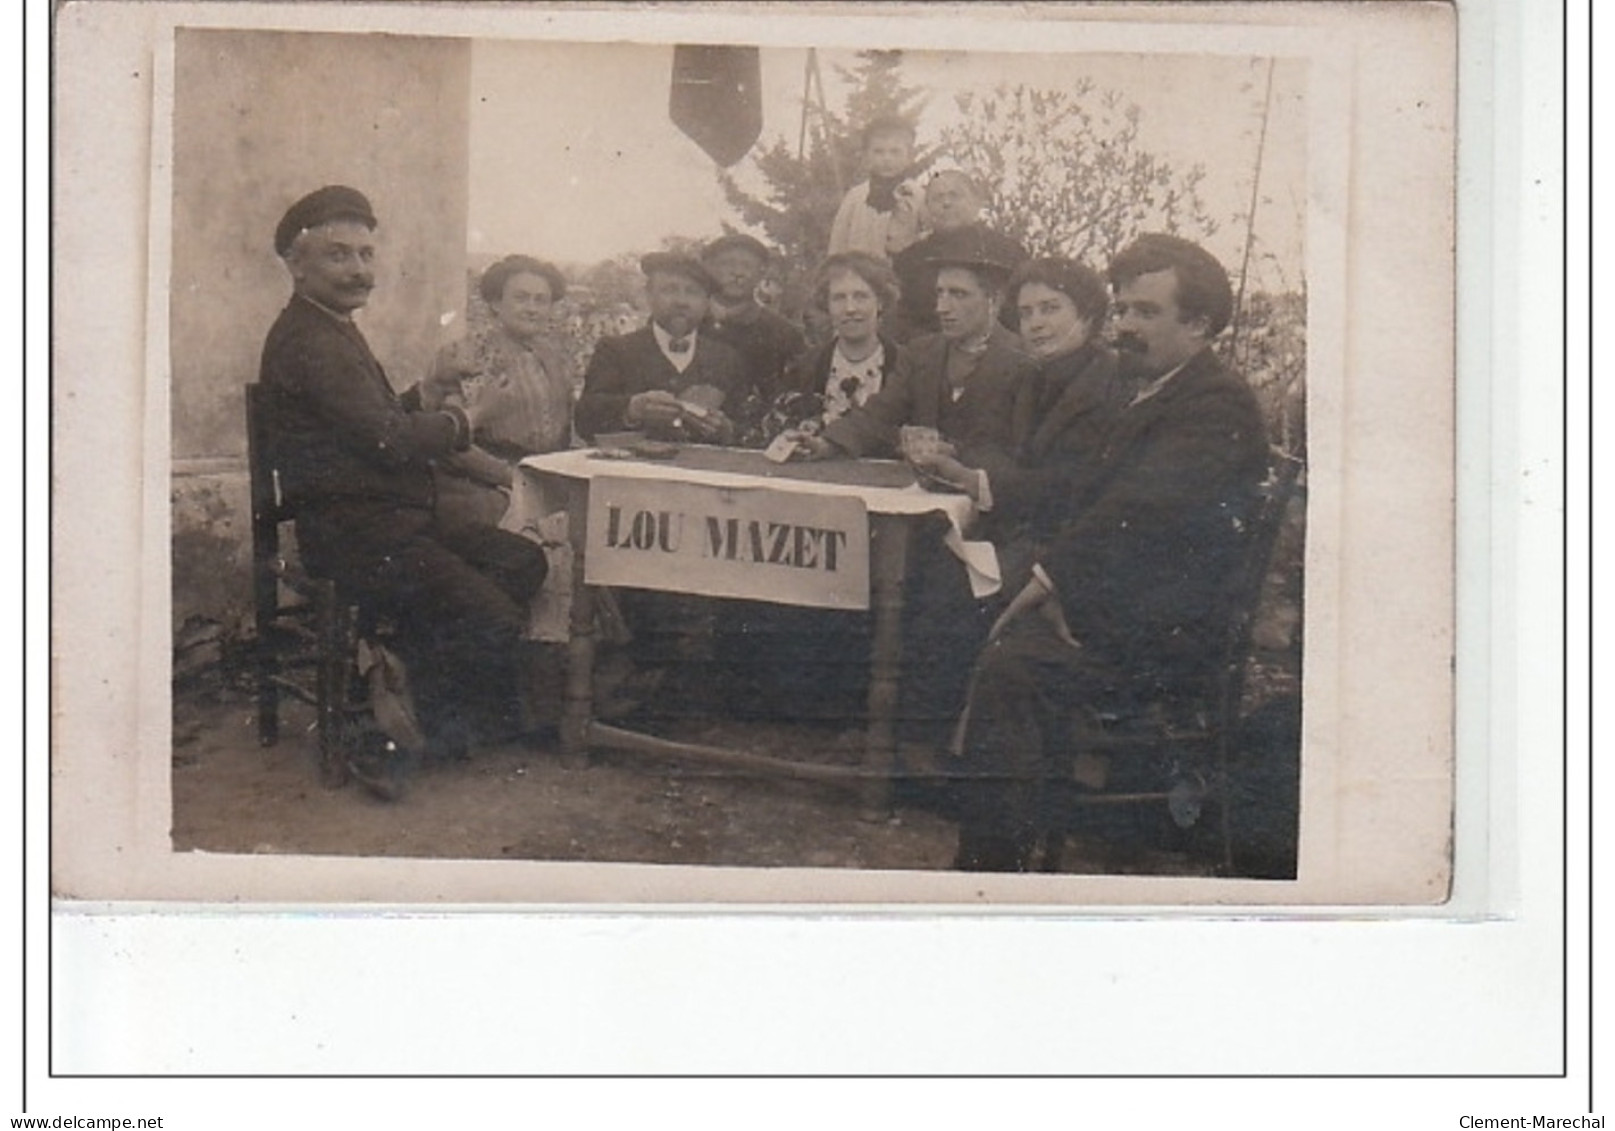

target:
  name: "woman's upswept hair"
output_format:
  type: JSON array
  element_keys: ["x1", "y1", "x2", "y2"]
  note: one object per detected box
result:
[
  {"x1": 1005, "y1": 257, "x2": 1110, "y2": 332},
  {"x1": 479, "y1": 255, "x2": 567, "y2": 306},
  {"x1": 810, "y1": 251, "x2": 901, "y2": 314}
]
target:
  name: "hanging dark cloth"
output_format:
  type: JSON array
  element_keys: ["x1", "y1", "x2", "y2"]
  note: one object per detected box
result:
[{"x1": 670, "y1": 45, "x2": 764, "y2": 167}]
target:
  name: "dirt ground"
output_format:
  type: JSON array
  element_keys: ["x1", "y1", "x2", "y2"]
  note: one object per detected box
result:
[
  {"x1": 171, "y1": 687, "x2": 965, "y2": 870},
  {"x1": 169, "y1": 678, "x2": 1270, "y2": 877}
]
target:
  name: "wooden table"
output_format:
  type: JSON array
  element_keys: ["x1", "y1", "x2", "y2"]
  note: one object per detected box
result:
[{"x1": 514, "y1": 446, "x2": 978, "y2": 816}]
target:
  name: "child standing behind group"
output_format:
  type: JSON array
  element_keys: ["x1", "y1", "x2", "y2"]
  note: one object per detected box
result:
[{"x1": 827, "y1": 116, "x2": 925, "y2": 262}]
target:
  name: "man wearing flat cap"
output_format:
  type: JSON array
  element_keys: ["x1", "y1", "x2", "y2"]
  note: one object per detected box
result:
[
  {"x1": 574, "y1": 251, "x2": 746, "y2": 444},
  {"x1": 258, "y1": 185, "x2": 547, "y2": 796},
  {"x1": 698, "y1": 234, "x2": 806, "y2": 437},
  {"x1": 572, "y1": 250, "x2": 748, "y2": 716}
]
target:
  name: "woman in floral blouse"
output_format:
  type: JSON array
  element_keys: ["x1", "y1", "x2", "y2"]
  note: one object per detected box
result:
[
  {"x1": 719, "y1": 252, "x2": 911, "y2": 719},
  {"x1": 758, "y1": 251, "x2": 911, "y2": 446},
  {"x1": 422, "y1": 255, "x2": 578, "y2": 528}
]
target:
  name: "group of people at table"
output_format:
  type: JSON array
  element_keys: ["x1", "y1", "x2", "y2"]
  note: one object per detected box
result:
[{"x1": 257, "y1": 120, "x2": 1270, "y2": 871}]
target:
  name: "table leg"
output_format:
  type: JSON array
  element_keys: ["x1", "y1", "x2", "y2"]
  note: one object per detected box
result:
[
  {"x1": 560, "y1": 476, "x2": 596, "y2": 769},
  {"x1": 863, "y1": 512, "x2": 910, "y2": 818}
]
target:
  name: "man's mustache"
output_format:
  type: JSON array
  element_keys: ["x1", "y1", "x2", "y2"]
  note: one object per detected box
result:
[{"x1": 1113, "y1": 334, "x2": 1147, "y2": 354}]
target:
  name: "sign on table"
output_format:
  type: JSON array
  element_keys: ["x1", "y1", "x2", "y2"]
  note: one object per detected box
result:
[{"x1": 583, "y1": 476, "x2": 870, "y2": 609}]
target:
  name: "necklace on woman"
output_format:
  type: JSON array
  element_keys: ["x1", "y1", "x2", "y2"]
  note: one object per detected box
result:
[
  {"x1": 835, "y1": 337, "x2": 881, "y2": 364},
  {"x1": 825, "y1": 340, "x2": 886, "y2": 420}
]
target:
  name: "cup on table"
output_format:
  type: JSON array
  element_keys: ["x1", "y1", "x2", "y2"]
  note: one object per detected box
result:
[{"x1": 899, "y1": 425, "x2": 944, "y2": 463}]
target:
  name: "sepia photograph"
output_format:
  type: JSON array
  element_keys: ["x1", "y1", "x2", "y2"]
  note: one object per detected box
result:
[
  {"x1": 41, "y1": 0, "x2": 1583, "y2": 1097},
  {"x1": 54, "y1": 1, "x2": 1455, "y2": 906}
]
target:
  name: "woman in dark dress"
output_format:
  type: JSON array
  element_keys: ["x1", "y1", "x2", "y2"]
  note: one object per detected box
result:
[{"x1": 899, "y1": 257, "x2": 1123, "y2": 746}]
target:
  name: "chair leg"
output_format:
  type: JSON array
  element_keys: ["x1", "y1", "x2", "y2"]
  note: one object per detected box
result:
[
  {"x1": 1213, "y1": 792, "x2": 1234, "y2": 876},
  {"x1": 254, "y1": 602, "x2": 281, "y2": 746},
  {"x1": 256, "y1": 652, "x2": 279, "y2": 743},
  {"x1": 1212, "y1": 732, "x2": 1235, "y2": 876},
  {"x1": 314, "y1": 582, "x2": 352, "y2": 789}
]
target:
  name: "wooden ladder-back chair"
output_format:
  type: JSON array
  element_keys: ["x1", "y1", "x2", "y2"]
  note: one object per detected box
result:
[
  {"x1": 244, "y1": 381, "x2": 354, "y2": 787},
  {"x1": 1038, "y1": 448, "x2": 1305, "y2": 874}
]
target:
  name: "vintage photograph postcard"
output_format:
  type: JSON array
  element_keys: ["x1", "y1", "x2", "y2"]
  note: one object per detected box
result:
[{"x1": 52, "y1": 1, "x2": 1457, "y2": 905}]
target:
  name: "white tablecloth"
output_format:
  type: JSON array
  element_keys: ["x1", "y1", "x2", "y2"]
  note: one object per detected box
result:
[{"x1": 511, "y1": 447, "x2": 1000, "y2": 599}]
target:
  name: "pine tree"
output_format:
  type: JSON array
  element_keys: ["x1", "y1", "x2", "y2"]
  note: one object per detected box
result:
[
  {"x1": 836, "y1": 50, "x2": 928, "y2": 146},
  {"x1": 717, "y1": 50, "x2": 929, "y2": 319}
]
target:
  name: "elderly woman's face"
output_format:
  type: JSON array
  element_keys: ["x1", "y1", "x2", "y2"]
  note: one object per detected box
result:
[
  {"x1": 925, "y1": 174, "x2": 981, "y2": 232},
  {"x1": 490, "y1": 271, "x2": 555, "y2": 341},
  {"x1": 826, "y1": 268, "x2": 881, "y2": 348},
  {"x1": 1015, "y1": 281, "x2": 1091, "y2": 360}
]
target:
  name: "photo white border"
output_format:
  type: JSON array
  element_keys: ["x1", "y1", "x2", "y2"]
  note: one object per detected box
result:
[
  {"x1": 58, "y1": 0, "x2": 1452, "y2": 910},
  {"x1": 29, "y1": 0, "x2": 1584, "y2": 1102}
]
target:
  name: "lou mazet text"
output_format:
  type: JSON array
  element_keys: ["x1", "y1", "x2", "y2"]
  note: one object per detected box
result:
[
  {"x1": 601, "y1": 505, "x2": 852, "y2": 573},
  {"x1": 1458, "y1": 1118, "x2": 1605, "y2": 1128}
]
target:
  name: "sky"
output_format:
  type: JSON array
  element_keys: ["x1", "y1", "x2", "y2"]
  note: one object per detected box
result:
[{"x1": 468, "y1": 41, "x2": 1308, "y2": 291}]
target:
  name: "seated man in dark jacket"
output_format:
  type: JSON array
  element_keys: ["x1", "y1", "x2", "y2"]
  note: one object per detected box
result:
[
  {"x1": 699, "y1": 234, "x2": 806, "y2": 441},
  {"x1": 574, "y1": 252, "x2": 750, "y2": 714},
  {"x1": 258, "y1": 186, "x2": 547, "y2": 798},
  {"x1": 575, "y1": 252, "x2": 745, "y2": 445},
  {"x1": 952, "y1": 234, "x2": 1269, "y2": 872}
]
